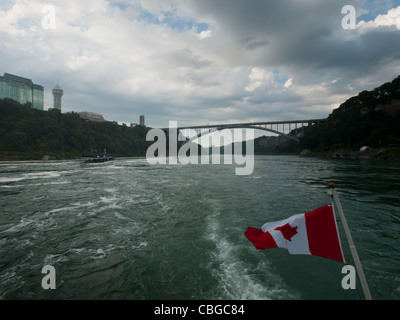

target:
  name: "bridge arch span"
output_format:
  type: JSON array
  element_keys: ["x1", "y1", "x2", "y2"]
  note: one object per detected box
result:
[
  {"x1": 180, "y1": 125, "x2": 299, "y2": 145},
  {"x1": 162, "y1": 118, "x2": 327, "y2": 145}
]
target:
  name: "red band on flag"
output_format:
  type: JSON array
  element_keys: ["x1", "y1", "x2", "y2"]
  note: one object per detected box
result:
[
  {"x1": 244, "y1": 227, "x2": 277, "y2": 250},
  {"x1": 305, "y1": 205, "x2": 344, "y2": 262}
]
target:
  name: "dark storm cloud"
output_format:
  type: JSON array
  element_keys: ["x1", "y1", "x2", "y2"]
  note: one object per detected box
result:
[{"x1": 185, "y1": 0, "x2": 399, "y2": 77}]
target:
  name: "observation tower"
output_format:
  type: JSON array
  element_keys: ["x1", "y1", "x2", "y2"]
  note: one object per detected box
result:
[{"x1": 52, "y1": 84, "x2": 64, "y2": 111}]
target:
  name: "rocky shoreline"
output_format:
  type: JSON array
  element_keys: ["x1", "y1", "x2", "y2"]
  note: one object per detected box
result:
[{"x1": 301, "y1": 146, "x2": 400, "y2": 161}]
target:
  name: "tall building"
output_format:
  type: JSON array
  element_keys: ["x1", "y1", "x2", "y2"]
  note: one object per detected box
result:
[
  {"x1": 140, "y1": 115, "x2": 145, "y2": 126},
  {"x1": 0, "y1": 72, "x2": 44, "y2": 110},
  {"x1": 52, "y1": 84, "x2": 63, "y2": 111}
]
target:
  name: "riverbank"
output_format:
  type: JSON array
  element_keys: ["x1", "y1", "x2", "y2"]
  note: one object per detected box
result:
[
  {"x1": 2, "y1": 146, "x2": 400, "y2": 163},
  {"x1": 300, "y1": 146, "x2": 400, "y2": 162},
  {"x1": 0, "y1": 152, "x2": 80, "y2": 162}
]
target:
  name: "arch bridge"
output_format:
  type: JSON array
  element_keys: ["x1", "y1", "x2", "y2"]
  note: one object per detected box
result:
[{"x1": 163, "y1": 119, "x2": 327, "y2": 143}]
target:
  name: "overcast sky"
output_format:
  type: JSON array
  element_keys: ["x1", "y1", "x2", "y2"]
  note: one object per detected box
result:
[{"x1": 1, "y1": 0, "x2": 400, "y2": 128}]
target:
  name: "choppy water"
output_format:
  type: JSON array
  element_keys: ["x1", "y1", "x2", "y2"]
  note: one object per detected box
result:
[{"x1": 0, "y1": 156, "x2": 399, "y2": 300}]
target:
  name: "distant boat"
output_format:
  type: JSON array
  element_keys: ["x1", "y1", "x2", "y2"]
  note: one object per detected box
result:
[{"x1": 81, "y1": 149, "x2": 114, "y2": 165}]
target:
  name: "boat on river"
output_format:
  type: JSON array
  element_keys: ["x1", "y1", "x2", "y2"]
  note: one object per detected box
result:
[{"x1": 81, "y1": 150, "x2": 114, "y2": 165}]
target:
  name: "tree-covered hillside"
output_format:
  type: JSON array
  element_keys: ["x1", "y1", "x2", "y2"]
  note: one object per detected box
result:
[
  {"x1": 2, "y1": 75, "x2": 400, "y2": 161},
  {"x1": 0, "y1": 99, "x2": 151, "y2": 160},
  {"x1": 299, "y1": 75, "x2": 400, "y2": 156}
]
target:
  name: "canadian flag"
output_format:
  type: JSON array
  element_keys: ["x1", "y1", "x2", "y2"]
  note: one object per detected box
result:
[{"x1": 244, "y1": 205, "x2": 344, "y2": 262}]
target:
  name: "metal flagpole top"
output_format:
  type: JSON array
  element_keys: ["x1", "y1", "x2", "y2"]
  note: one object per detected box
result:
[{"x1": 328, "y1": 182, "x2": 372, "y2": 300}]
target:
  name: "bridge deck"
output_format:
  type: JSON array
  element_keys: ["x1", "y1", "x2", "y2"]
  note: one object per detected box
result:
[{"x1": 161, "y1": 119, "x2": 327, "y2": 130}]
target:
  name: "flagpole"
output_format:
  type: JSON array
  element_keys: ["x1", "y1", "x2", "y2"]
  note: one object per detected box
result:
[{"x1": 329, "y1": 182, "x2": 372, "y2": 300}]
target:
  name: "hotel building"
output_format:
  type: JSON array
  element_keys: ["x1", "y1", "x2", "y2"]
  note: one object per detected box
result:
[{"x1": 0, "y1": 73, "x2": 44, "y2": 110}]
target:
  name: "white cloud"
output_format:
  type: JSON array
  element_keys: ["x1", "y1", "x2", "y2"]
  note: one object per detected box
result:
[
  {"x1": 245, "y1": 68, "x2": 275, "y2": 92},
  {"x1": 197, "y1": 29, "x2": 212, "y2": 39},
  {"x1": 357, "y1": 5, "x2": 400, "y2": 31},
  {"x1": 284, "y1": 78, "x2": 293, "y2": 89}
]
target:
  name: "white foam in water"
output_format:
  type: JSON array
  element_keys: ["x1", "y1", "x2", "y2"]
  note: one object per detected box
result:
[
  {"x1": 0, "y1": 177, "x2": 25, "y2": 183},
  {"x1": 0, "y1": 218, "x2": 33, "y2": 234},
  {"x1": 205, "y1": 211, "x2": 296, "y2": 300},
  {"x1": 100, "y1": 195, "x2": 117, "y2": 204},
  {"x1": 132, "y1": 242, "x2": 148, "y2": 250},
  {"x1": 43, "y1": 252, "x2": 70, "y2": 265},
  {"x1": 45, "y1": 201, "x2": 95, "y2": 216},
  {"x1": 0, "y1": 164, "x2": 18, "y2": 169},
  {"x1": 114, "y1": 212, "x2": 132, "y2": 221},
  {"x1": 0, "y1": 184, "x2": 23, "y2": 188},
  {"x1": 95, "y1": 248, "x2": 106, "y2": 258},
  {"x1": 23, "y1": 171, "x2": 61, "y2": 179},
  {"x1": 0, "y1": 268, "x2": 24, "y2": 299},
  {"x1": 42, "y1": 180, "x2": 70, "y2": 186},
  {"x1": 0, "y1": 171, "x2": 62, "y2": 184},
  {"x1": 69, "y1": 248, "x2": 86, "y2": 254}
]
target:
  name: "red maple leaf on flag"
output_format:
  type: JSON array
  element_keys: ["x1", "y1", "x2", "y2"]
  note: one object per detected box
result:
[{"x1": 275, "y1": 223, "x2": 298, "y2": 241}]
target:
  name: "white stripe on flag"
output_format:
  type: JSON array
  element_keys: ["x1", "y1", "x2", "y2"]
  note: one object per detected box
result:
[{"x1": 261, "y1": 213, "x2": 311, "y2": 255}]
